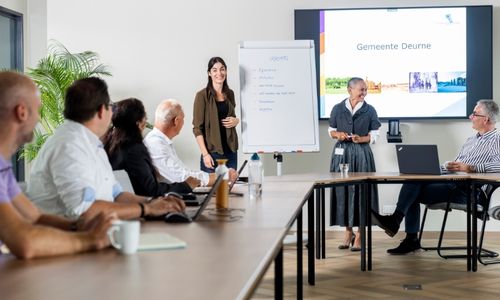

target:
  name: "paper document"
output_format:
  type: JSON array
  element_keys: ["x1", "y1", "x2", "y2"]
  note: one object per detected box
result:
[{"x1": 138, "y1": 232, "x2": 187, "y2": 251}]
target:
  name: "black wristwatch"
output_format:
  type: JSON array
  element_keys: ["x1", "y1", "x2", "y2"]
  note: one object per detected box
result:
[{"x1": 139, "y1": 202, "x2": 146, "y2": 218}]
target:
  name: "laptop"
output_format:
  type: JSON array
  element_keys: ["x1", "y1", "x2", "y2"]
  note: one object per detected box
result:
[
  {"x1": 192, "y1": 160, "x2": 248, "y2": 196},
  {"x1": 182, "y1": 174, "x2": 223, "y2": 221},
  {"x1": 155, "y1": 175, "x2": 223, "y2": 223},
  {"x1": 227, "y1": 160, "x2": 248, "y2": 196},
  {"x1": 395, "y1": 144, "x2": 452, "y2": 175}
]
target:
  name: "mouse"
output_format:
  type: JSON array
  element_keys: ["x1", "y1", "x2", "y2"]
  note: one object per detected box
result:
[
  {"x1": 181, "y1": 193, "x2": 197, "y2": 201},
  {"x1": 165, "y1": 192, "x2": 183, "y2": 199},
  {"x1": 164, "y1": 211, "x2": 192, "y2": 223}
]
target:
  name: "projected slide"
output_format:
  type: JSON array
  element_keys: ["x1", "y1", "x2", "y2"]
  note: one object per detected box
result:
[{"x1": 320, "y1": 7, "x2": 466, "y2": 118}]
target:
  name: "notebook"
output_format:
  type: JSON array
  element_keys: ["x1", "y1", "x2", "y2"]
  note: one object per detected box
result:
[
  {"x1": 138, "y1": 232, "x2": 187, "y2": 251},
  {"x1": 192, "y1": 160, "x2": 248, "y2": 195},
  {"x1": 395, "y1": 144, "x2": 453, "y2": 175}
]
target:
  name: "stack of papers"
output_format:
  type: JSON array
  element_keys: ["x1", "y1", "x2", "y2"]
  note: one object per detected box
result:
[{"x1": 138, "y1": 232, "x2": 187, "y2": 251}]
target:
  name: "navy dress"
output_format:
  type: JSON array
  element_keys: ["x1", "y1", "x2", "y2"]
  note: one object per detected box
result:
[{"x1": 329, "y1": 99, "x2": 381, "y2": 227}]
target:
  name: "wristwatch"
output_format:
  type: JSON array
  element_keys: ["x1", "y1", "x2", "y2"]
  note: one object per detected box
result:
[
  {"x1": 70, "y1": 222, "x2": 78, "y2": 231},
  {"x1": 469, "y1": 165, "x2": 476, "y2": 173}
]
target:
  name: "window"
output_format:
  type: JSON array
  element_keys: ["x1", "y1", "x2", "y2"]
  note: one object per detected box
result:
[{"x1": 0, "y1": 6, "x2": 24, "y2": 180}]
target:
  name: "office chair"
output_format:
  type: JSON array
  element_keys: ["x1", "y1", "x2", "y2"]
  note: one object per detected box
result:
[
  {"x1": 113, "y1": 170, "x2": 135, "y2": 193},
  {"x1": 418, "y1": 184, "x2": 499, "y2": 265},
  {"x1": 479, "y1": 199, "x2": 500, "y2": 265}
]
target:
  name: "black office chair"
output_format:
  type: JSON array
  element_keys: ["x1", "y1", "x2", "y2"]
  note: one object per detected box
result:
[
  {"x1": 418, "y1": 184, "x2": 499, "y2": 265},
  {"x1": 479, "y1": 200, "x2": 500, "y2": 265}
]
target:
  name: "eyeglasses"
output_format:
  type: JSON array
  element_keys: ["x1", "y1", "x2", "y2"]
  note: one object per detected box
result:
[
  {"x1": 470, "y1": 112, "x2": 487, "y2": 118},
  {"x1": 108, "y1": 102, "x2": 117, "y2": 113}
]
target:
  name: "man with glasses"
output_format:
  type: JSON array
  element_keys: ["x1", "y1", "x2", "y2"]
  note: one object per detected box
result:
[
  {"x1": 27, "y1": 77, "x2": 185, "y2": 223},
  {"x1": 373, "y1": 99, "x2": 500, "y2": 254}
]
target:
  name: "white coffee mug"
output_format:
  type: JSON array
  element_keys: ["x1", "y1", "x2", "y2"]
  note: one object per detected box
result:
[{"x1": 107, "y1": 220, "x2": 140, "y2": 254}]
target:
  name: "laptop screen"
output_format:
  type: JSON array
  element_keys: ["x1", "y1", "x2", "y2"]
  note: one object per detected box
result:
[
  {"x1": 229, "y1": 160, "x2": 248, "y2": 192},
  {"x1": 395, "y1": 144, "x2": 442, "y2": 175},
  {"x1": 191, "y1": 174, "x2": 223, "y2": 220}
]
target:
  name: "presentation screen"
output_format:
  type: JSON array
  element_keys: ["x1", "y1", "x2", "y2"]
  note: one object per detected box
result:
[{"x1": 295, "y1": 6, "x2": 492, "y2": 120}]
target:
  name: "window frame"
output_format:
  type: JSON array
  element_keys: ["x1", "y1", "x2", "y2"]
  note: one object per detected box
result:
[{"x1": 0, "y1": 6, "x2": 24, "y2": 181}]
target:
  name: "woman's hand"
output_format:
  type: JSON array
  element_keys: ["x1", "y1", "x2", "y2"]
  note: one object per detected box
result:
[
  {"x1": 202, "y1": 153, "x2": 215, "y2": 169},
  {"x1": 222, "y1": 117, "x2": 239, "y2": 128},
  {"x1": 333, "y1": 131, "x2": 351, "y2": 141},
  {"x1": 351, "y1": 134, "x2": 370, "y2": 144}
]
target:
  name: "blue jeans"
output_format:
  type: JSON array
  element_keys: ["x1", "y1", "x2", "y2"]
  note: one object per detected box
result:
[
  {"x1": 395, "y1": 183, "x2": 468, "y2": 233},
  {"x1": 200, "y1": 151, "x2": 238, "y2": 173}
]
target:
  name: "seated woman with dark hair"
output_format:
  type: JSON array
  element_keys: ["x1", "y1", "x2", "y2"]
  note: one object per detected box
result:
[{"x1": 103, "y1": 98, "x2": 195, "y2": 197}]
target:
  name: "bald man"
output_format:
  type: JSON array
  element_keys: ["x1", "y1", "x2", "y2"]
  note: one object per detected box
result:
[
  {"x1": 144, "y1": 99, "x2": 237, "y2": 187},
  {"x1": 0, "y1": 71, "x2": 114, "y2": 259}
]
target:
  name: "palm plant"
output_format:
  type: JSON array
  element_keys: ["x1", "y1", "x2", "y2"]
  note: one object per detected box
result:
[{"x1": 22, "y1": 42, "x2": 111, "y2": 161}]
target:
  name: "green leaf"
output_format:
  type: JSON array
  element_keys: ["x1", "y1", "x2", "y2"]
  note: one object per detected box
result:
[{"x1": 20, "y1": 41, "x2": 111, "y2": 161}]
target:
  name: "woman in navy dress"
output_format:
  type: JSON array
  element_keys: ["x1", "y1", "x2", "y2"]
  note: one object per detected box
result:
[{"x1": 328, "y1": 77, "x2": 381, "y2": 251}]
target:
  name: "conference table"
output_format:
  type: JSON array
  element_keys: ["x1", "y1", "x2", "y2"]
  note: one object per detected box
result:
[
  {"x1": 1, "y1": 172, "x2": 497, "y2": 299},
  {"x1": 0, "y1": 181, "x2": 315, "y2": 300},
  {"x1": 267, "y1": 172, "x2": 495, "y2": 273}
]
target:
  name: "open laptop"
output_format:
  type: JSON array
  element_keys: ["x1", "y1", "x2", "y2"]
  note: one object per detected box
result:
[
  {"x1": 157, "y1": 175, "x2": 223, "y2": 223},
  {"x1": 192, "y1": 159, "x2": 248, "y2": 196},
  {"x1": 172, "y1": 173, "x2": 223, "y2": 206},
  {"x1": 395, "y1": 144, "x2": 453, "y2": 175},
  {"x1": 183, "y1": 174, "x2": 223, "y2": 221}
]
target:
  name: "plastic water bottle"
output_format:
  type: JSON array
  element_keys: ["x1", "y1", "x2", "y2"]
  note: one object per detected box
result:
[{"x1": 248, "y1": 153, "x2": 263, "y2": 200}]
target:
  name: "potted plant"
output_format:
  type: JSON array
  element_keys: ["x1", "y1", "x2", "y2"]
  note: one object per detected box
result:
[{"x1": 22, "y1": 42, "x2": 111, "y2": 161}]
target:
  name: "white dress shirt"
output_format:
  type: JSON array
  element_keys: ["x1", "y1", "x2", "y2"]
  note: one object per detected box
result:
[
  {"x1": 328, "y1": 100, "x2": 380, "y2": 144},
  {"x1": 144, "y1": 127, "x2": 209, "y2": 186},
  {"x1": 27, "y1": 120, "x2": 122, "y2": 220}
]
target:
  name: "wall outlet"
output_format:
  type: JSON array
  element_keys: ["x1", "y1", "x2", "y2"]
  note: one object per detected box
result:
[{"x1": 382, "y1": 205, "x2": 397, "y2": 215}]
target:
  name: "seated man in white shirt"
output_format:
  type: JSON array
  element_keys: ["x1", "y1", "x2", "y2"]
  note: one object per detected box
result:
[
  {"x1": 28, "y1": 78, "x2": 185, "y2": 222},
  {"x1": 144, "y1": 99, "x2": 237, "y2": 187}
]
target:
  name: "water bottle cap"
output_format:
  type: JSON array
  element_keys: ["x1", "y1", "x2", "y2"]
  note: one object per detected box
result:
[{"x1": 251, "y1": 153, "x2": 260, "y2": 161}]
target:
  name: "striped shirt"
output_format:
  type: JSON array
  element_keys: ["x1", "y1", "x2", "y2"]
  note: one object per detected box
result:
[{"x1": 454, "y1": 128, "x2": 500, "y2": 173}]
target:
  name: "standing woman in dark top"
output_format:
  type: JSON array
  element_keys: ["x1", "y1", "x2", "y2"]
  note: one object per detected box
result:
[
  {"x1": 193, "y1": 57, "x2": 239, "y2": 171},
  {"x1": 103, "y1": 98, "x2": 192, "y2": 197},
  {"x1": 329, "y1": 77, "x2": 381, "y2": 251}
]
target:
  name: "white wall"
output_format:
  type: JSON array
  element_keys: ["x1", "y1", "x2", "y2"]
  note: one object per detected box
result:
[
  {"x1": 29, "y1": 0, "x2": 500, "y2": 231},
  {"x1": 0, "y1": 0, "x2": 25, "y2": 15}
]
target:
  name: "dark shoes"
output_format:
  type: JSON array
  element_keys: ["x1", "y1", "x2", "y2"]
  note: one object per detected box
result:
[
  {"x1": 350, "y1": 245, "x2": 361, "y2": 252},
  {"x1": 338, "y1": 233, "x2": 355, "y2": 250},
  {"x1": 371, "y1": 210, "x2": 400, "y2": 237},
  {"x1": 387, "y1": 237, "x2": 421, "y2": 255},
  {"x1": 350, "y1": 234, "x2": 361, "y2": 252}
]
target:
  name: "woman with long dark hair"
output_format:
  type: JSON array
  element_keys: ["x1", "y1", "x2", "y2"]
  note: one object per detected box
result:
[
  {"x1": 193, "y1": 57, "x2": 239, "y2": 171},
  {"x1": 103, "y1": 98, "x2": 191, "y2": 197}
]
